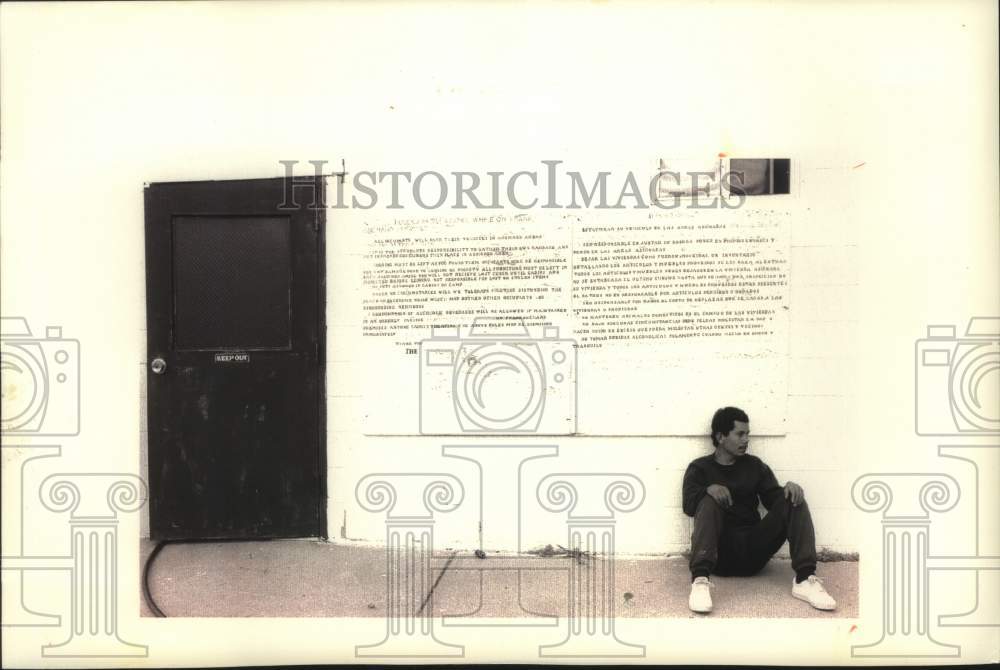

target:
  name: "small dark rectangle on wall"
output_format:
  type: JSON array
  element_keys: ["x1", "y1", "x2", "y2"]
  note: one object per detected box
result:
[{"x1": 728, "y1": 158, "x2": 791, "y2": 195}]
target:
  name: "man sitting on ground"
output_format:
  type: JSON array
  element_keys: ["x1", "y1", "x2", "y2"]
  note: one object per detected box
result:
[{"x1": 682, "y1": 406, "x2": 836, "y2": 613}]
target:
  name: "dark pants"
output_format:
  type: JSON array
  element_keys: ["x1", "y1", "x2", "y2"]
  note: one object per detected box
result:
[{"x1": 689, "y1": 495, "x2": 817, "y2": 579}]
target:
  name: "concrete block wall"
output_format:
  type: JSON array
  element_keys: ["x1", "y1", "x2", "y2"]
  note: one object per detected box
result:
[{"x1": 325, "y1": 165, "x2": 863, "y2": 556}]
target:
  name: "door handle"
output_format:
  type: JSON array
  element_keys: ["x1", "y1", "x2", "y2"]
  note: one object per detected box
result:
[{"x1": 150, "y1": 358, "x2": 167, "y2": 375}]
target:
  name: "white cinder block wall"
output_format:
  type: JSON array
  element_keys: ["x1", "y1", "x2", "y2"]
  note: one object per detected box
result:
[
  {"x1": 102, "y1": 2, "x2": 959, "y2": 558},
  {"x1": 137, "y1": 167, "x2": 863, "y2": 557},
  {"x1": 136, "y1": 170, "x2": 862, "y2": 555},
  {"x1": 325, "y1": 167, "x2": 862, "y2": 556}
]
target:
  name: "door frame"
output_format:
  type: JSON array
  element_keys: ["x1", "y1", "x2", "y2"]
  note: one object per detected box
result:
[{"x1": 143, "y1": 176, "x2": 327, "y2": 540}]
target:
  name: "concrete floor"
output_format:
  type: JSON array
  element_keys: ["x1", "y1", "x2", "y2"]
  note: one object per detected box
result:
[{"x1": 140, "y1": 539, "x2": 858, "y2": 619}]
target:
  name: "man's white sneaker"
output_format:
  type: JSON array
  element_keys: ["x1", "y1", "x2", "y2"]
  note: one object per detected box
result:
[
  {"x1": 792, "y1": 575, "x2": 837, "y2": 610},
  {"x1": 689, "y1": 576, "x2": 713, "y2": 613}
]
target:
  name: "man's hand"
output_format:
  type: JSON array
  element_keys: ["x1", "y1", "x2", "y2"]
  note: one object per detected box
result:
[
  {"x1": 706, "y1": 484, "x2": 733, "y2": 508},
  {"x1": 784, "y1": 481, "x2": 805, "y2": 506}
]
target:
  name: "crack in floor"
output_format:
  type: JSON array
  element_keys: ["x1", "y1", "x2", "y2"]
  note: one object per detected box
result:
[{"x1": 416, "y1": 550, "x2": 458, "y2": 615}]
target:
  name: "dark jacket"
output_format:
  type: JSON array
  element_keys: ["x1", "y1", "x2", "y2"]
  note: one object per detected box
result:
[{"x1": 682, "y1": 454, "x2": 784, "y2": 527}]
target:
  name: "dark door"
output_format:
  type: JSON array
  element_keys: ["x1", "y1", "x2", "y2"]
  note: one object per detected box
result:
[{"x1": 144, "y1": 177, "x2": 325, "y2": 540}]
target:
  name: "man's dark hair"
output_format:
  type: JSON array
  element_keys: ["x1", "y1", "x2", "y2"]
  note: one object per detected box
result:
[{"x1": 711, "y1": 406, "x2": 750, "y2": 447}]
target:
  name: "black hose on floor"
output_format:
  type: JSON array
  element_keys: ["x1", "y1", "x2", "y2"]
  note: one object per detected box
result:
[
  {"x1": 142, "y1": 540, "x2": 169, "y2": 617},
  {"x1": 142, "y1": 537, "x2": 276, "y2": 618}
]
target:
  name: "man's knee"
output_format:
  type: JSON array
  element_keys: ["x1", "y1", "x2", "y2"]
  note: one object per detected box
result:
[
  {"x1": 696, "y1": 494, "x2": 724, "y2": 518},
  {"x1": 771, "y1": 495, "x2": 810, "y2": 518}
]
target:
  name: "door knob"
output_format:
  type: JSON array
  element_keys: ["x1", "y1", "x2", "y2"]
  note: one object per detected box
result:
[{"x1": 150, "y1": 358, "x2": 167, "y2": 375}]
